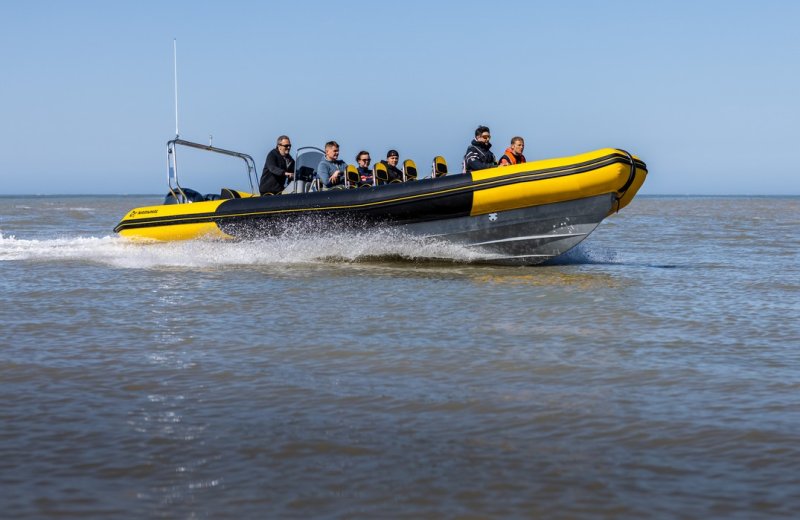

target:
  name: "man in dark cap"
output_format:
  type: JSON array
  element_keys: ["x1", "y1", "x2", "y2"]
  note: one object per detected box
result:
[{"x1": 380, "y1": 149, "x2": 403, "y2": 183}]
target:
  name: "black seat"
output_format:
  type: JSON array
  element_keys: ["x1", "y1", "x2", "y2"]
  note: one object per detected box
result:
[
  {"x1": 295, "y1": 165, "x2": 316, "y2": 182},
  {"x1": 220, "y1": 188, "x2": 242, "y2": 199},
  {"x1": 163, "y1": 188, "x2": 205, "y2": 204}
]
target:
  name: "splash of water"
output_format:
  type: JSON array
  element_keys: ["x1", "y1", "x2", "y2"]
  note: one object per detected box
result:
[
  {"x1": 543, "y1": 243, "x2": 619, "y2": 265},
  {"x1": 0, "y1": 229, "x2": 491, "y2": 269}
]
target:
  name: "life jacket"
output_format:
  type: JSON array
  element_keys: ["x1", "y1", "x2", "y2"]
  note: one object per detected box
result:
[{"x1": 499, "y1": 147, "x2": 526, "y2": 166}]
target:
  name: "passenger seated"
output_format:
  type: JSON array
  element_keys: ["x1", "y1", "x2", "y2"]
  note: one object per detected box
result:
[
  {"x1": 499, "y1": 136, "x2": 527, "y2": 166},
  {"x1": 316, "y1": 141, "x2": 347, "y2": 189},
  {"x1": 355, "y1": 151, "x2": 374, "y2": 186},
  {"x1": 379, "y1": 150, "x2": 403, "y2": 183}
]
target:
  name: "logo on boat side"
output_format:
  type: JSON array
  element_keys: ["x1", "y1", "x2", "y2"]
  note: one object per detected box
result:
[
  {"x1": 129, "y1": 209, "x2": 158, "y2": 218},
  {"x1": 488, "y1": 213, "x2": 498, "y2": 222}
]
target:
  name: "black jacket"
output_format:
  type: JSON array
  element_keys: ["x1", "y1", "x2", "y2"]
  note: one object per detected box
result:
[
  {"x1": 380, "y1": 160, "x2": 404, "y2": 182},
  {"x1": 259, "y1": 148, "x2": 295, "y2": 195},
  {"x1": 463, "y1": 140, "x2": 496, "y2": 173}
]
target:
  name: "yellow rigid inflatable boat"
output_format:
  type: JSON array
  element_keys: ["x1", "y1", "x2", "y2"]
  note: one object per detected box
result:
[{"x1": 115, "y1": 139, "x2": 647, "y2": 265}]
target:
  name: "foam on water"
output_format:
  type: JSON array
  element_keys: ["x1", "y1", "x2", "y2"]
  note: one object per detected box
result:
[
  {"x1": 0, "y1": 229, "x2": 491, "y2": 269},
  {"x1": 544, "y1": 242, "x2": 619, "y2": 265}
]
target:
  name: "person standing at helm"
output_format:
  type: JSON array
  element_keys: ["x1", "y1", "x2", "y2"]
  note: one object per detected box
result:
[
  {"x1": 259, "y1": 135, "x2": 295, "y2": 195},
  {"x1": 499, "y1": 136, "x2": 526, "y2": 166},
  {"x1": 463, "y1": 125, "x2": 497, "y2": 173}
]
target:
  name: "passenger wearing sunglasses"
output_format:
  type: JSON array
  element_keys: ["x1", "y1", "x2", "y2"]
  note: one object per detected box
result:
[
  {"x1": 356, "y1": 151, "x2": 373, "y2": 185},
  {"x1": 463, "y1": 125, "x2": 497, "y2": 174},
  {"x1": 259, "y1": 135, "x2": 295, "y2": 195}
]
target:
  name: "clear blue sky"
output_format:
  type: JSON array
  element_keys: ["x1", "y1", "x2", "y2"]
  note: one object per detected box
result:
[{"x1": 1, "y1": 0, "x2": 798, "y2": 195}]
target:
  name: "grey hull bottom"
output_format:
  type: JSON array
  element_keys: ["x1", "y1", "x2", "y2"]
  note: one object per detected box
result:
[{"x1": 401, "y1": 193, "x2": 615, "y2": 265}]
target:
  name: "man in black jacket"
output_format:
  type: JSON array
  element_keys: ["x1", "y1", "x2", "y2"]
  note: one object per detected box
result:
[
  {"x1": 463, "y1": 125, "x2": 496, "y2": 173},
  {"x1": 380, "y1": 149, "x2": 404, "y2": 183},
  {"x1": 259, "y1": 135, "x2": 295, "y2": 195}
]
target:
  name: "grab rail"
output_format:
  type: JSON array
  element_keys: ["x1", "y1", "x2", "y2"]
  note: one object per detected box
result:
[
  {"x1": 611, "y1": 149, "x2": 638, "y2": 213},
  {"x1": 167, "y1": 138, "x2": 258, "y2": 203}
]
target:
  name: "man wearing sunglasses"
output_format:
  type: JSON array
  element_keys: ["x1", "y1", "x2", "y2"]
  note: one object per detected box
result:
[
  {"x1": 463, "y1": 125, "x2": 497, "y2": 174},
  {"x1": 259, "y1": 135, "x2": 295, "y2": 195}
]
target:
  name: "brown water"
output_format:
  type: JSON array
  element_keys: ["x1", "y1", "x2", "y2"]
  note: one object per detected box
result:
[{"x1": 1, "y1": 195, "x2": 799, "y2": 518}]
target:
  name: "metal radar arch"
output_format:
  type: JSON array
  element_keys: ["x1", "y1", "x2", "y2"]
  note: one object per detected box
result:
[{"x1": 166, "y1": 40, "x2": 258, "y2": 203}]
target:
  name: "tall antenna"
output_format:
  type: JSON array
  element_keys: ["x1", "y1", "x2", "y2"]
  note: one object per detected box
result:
[{"x1": 173, "y1": 38, "x2": 179, "y2": 138}]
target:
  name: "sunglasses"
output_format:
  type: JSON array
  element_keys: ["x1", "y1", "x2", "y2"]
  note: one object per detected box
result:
[
  {"x1": 359, "y1": 157, "x2": 371, "y2": 162},
  {"x1": 480, "y1": 134, "x2": 491, "y2": 139},
  {"x1": 278, "y1": 143, "x2": 291, "y2": 148}
]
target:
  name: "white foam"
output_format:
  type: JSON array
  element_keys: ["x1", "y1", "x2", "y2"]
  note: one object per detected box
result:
[
  {"x1": 545, "y1": 243, "x2": 619, "y2": 265},
  {"x1": 0, "y1": 229, "x2": 485, "y2": 269}
]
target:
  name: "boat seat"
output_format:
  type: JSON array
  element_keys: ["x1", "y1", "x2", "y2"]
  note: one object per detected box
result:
[
  {"x1": 403, "y1": 159, "x2": 417, "y2": 182},
  {"x1": 220, "y1": 188, "x2": 242, "y2": 199},
  {"x1": 163, "y1": 187, "x2": 206, "y2": 204},
  {"x1": 374, "y1": 162, "x2": 389, "y2": 185},
  {"x1": 345, "y1": 164, "x2": 360, "y2": 188},
  {"x1": 432, "y1": 156, "x2": 448, "y2": 178},
  {"x1": 295, "y1": 165, "x2": 317, "y2": 183}
]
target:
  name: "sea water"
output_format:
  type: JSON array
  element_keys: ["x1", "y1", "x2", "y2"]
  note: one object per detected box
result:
[{"x1": 1, "y1": 195, "x2": 798, "y2": 518}]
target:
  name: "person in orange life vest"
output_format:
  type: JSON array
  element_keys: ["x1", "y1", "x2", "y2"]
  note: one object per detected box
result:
[{"x1": 499, "y1": 136, "x2": 526, "y2": 166}]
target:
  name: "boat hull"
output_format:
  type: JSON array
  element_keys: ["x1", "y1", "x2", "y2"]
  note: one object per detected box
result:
[
  {"x1": 114, "y1": 148, "x2": 647, "y2": 264},
  {"x1": 401, "y1": 193, "x2": 614, "y2": 265}
]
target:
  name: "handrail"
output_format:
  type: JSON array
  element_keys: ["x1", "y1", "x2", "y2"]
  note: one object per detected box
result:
[
  {"x1": 614, "y1": 149, "x2": 637, "y2": 213},
  {"x1": 295, "y1": 145, "x2": 325, "y2": 155},
  {"x1": 167, "y1": 138, "x2": 258, "y2": 203}
]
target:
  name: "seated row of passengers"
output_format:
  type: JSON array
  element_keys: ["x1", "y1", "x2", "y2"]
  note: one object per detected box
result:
[
  {"x1": 258, "y1": 126, "x2": 527, "y2": 196},
  {"x1": 259, "y1": 139, "x2": 402, "y2": 195},
  {"x1": 316, "y1": 142, "x2": 403, "y2": 189}
]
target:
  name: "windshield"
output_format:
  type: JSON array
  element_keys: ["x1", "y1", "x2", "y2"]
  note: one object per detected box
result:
[{"x1": 295, "y1": 147, "x2": 324, "y2": 182}]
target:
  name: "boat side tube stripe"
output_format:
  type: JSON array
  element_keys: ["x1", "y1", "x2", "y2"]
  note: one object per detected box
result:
[{"x1": 114, "y1": 152, "x2": 647, "y2": 232}]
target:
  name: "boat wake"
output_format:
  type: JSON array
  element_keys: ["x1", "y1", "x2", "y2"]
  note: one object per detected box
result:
[
  {"x1": 542, "y1": 244, "x2": 619, "y2": 265},
  {"x1": 0, "y1": 229, "x2": 498, "y2": 269}
]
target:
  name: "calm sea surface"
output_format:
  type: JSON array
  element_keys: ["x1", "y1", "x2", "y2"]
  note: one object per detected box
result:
[{"x1": 1, "y1": 195, "x2": 798, "y2": 519}]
